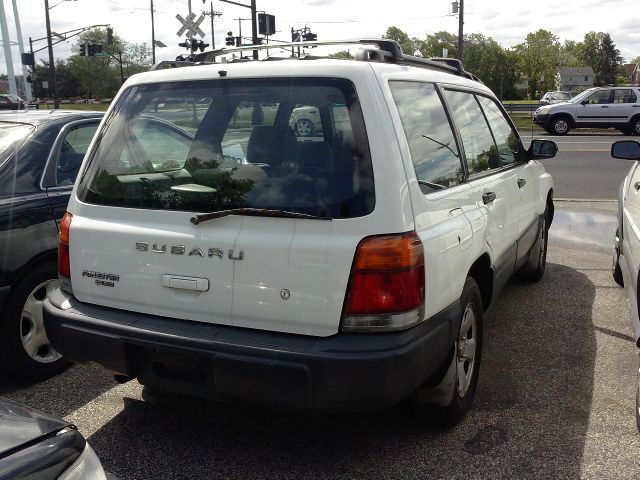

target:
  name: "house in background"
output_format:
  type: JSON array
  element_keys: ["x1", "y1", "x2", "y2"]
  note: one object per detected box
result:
[
  {"x1": 623, "y1": 64, "x2": 640, "y2": 85},
  {"x1": 556, "y1": 67, "x2": 595, "y2": 95}
]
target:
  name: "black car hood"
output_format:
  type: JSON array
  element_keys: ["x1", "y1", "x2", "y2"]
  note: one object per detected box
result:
[{"x1": 0, "y1": 397, "x2": 71, "y2": 457}]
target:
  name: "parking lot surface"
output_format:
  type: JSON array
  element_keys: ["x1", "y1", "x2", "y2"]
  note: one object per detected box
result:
[{"x1": 2, "y1": 201, "x2": 639, "y2": 479}]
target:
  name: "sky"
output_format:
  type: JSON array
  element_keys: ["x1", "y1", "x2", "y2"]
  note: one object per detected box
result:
[{"x1": 1, "y1": 0, "x2": 639, "y2": 77}]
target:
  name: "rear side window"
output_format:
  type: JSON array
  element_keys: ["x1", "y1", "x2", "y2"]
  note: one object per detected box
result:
[
  {"x1": 444, "y1": 89, "x2": 501, "y2": 176},
  {"x1": 389, "y1": 81, "x2": 463, "y2": 192},
  {"x1": 78, "y1": 78, "x2": 374, "y2": 218},
  {"x1": 54, "y1": 123, "x2": 99, "y2": 186}
]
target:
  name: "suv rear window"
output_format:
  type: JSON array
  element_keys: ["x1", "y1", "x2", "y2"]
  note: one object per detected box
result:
[{"x1": 78, "y1": 78, "x2": 374, "y2": 219}]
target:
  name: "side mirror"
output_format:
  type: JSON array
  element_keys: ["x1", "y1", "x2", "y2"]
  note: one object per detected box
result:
[
  {"x1": 611, "y1": 140, "x2": 640, "y2": 160},
  {"x1": 528, "y1": 139, "x2": 558, "y2": 159}
]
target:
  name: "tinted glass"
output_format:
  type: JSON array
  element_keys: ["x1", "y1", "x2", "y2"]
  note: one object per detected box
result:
[
  {"x1": 444, "y1": 89, "x2": 500, "y2": 175},
  {"x1": 54, "y1": 123, "x2": 99, "y2": 186},
  {"x1": 613, "y1": 89, "x2": 637, "y2": 104},
  {"x1": 390, "y1": 81, "x2": 462, "y2": 192},
  {"x1": 476, "y1": 96, "x2": 522, "y2": 166},
  {"x1": 78, "y1": 78, "x2": 375, "y2": 218}
]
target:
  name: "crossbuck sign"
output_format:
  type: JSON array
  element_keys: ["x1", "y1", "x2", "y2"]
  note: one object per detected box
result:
[{"x1": 176, "y1": 12, "x2": 206, "y2": 38}]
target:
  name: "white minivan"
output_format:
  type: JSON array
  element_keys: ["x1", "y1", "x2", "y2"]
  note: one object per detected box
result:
[{"x1": 44, "y1": 40, "x2": 556, "y2": 425}]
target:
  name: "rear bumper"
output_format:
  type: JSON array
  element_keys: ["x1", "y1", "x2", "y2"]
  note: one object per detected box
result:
[{"x1": 44, "y1": 290, "x2": 458, "y2": 412}]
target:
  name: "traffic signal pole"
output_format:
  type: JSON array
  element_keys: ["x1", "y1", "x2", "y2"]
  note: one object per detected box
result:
[
  {"x1": 44, "y1": 0, "x2": 58, "y2": 108},
  {"x1": 220, "y1": 0, "x2": 258, "y2": 59},
  {"x1": 457, "y1": 0, "x2": 464, "y2": 61}
]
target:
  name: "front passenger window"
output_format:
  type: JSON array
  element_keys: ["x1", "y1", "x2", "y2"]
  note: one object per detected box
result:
[
  {"x1": 476, "y1": 96, "x2": 523, "y2": 166},
  {"x1": 444, "y1": 89, "x2": 501, "y2": 175},
  {"x1": 54, "y1": 123, "x2": 99, "y2": 186}
]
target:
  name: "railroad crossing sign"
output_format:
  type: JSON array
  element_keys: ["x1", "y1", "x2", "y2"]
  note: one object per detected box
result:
[{"x1": 176, "y1": 12, "x2": 206, "y2": 38}]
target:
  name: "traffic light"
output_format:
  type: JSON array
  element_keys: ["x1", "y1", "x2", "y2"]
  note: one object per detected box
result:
[
  {"x1": 197, "y1": 40, "x2": 209, "y2": 52},
  {"x1": 87, "y1": 43, "x2": 96, "y2": 56},
  {"x1": 302, "y1": 32, "x2": 317, "y2": 42},
  {"x1": 225, "y1": 31, "x2": 234, "y2": 46},
  {"x1": 94, "y1": 44, "x2": 103, "y2": 54},
  {"x1": 106, "y1": 27, "x2": 113, "y2": 44},
  {"x1": 79, "y1": 43, "x2": 86, "y2": 56}
]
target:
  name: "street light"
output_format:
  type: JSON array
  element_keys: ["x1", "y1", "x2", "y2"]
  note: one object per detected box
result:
[{"x1": 44, "y1": 0, "x2": 76, "y2": 108}]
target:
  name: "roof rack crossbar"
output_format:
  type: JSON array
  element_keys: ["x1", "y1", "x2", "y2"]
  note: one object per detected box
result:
[{"x1": 158, "y1": 39, "x2": 480, "y2": 82}]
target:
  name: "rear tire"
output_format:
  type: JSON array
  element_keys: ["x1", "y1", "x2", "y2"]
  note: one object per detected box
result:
[
  {"x1": 551, "y1": 116, "x2": 571, "y2": 135},
  {"x1": 630, "y1": 117, "x2": 640, "y2": 136},
  {"x1": 518, "y1": 208, "x2": 549, "y2": 282},
  {"x1": 0, "y1": 261, "x2": 70, "y2": 382},
  {"x1": 428, "y1": 277, "x2": 483, "y2": 427}
]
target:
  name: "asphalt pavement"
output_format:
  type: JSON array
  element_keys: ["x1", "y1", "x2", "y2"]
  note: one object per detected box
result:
[{"x1": 2, "y1": 201, "x2": 639, "y2": 479}]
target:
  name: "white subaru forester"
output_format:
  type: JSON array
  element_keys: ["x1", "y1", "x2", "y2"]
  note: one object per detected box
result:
[{"x1": 44, "y1": 40, "x2": 557, "y2": 425}]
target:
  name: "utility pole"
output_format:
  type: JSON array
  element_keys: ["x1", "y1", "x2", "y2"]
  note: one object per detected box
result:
[
  {"x1": 44, "y1": 0, "x2": 58, "y2": 108},
  {"x1": 202, "y1": 3, "x2": 221, "y2": 50},
  {"x1": 150, "y1": 0, "x2": 155, "y2": 64},
  {"x1": 456, "y1": 0, "x2": 464, "y2": 61}
]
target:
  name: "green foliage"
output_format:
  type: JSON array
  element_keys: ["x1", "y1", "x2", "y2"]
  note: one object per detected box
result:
[
  {"x1": 514, "y1": 29, "x2": 561, "y2": 98},
  {"x1": 328, "y1": 50, "x2": 352, "y2": 59},
  {"x1": 416, "y1": 31, "x2": 458, "y2": 58},
  {"x1": 597, "y1": 33, "x2": 623, "y2": 85}
]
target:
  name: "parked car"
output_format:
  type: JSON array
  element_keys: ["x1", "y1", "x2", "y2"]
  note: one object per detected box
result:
[
  {"x1": 534, "y1": 86, "x2": 640, "y2": 135},
  {"x1": 539, "y1": 91, "x2": 571, "y2": 105},
  {"x1": 0, "y1": 110, "x2": 103, "y2": 381},
  {"x1": 43, "y1": 39, "x2": 557, "y2": 425},
  {"x1": 0, "y1": 94, "x2": 24, "y2": 110},
  {"x1": 0, "y1": 397, "x2": 112, "y2": 479},
  {"x1": 611, "y1": 139, "x2": 640, "y2": 430}
]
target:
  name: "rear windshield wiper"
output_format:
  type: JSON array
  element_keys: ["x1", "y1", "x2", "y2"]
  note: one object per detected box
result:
[{"x1": 190, "y1": 208, "x2": 332, "y2": 225}]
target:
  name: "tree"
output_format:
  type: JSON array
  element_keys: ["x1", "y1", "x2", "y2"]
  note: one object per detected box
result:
[
  {"x1": 514, "y1": 29, "x2": 561, "y2": 98},
  {"x1": 463, "y1": 34, "x2": 519, "y2": 99},
  {"x1": 328, "y1": 50, "x2": 352, "y2": 59},
  {"x1": 577, "y1": 31, "x2": 604, "y2": 77},
  {"x1": 416, "y1": 31, "x2": 458, "y2": 58},
  {"x1": 558, "y1": 40, "x2": 581, "y2": 68},
  {"x1": 384, "y1": 27, "x2": 418, "y2": 55},
  {"x1": 597, "y1": 33, "x2": 623, "y2": 85}
]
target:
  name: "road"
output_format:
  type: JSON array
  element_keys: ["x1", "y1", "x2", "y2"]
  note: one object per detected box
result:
[
  {"x1": 521, "y1": 132, "x2": 631, "y2": 200},
  {"x1": 2, "y1": 198, "x2": 639, "y2": 479}
]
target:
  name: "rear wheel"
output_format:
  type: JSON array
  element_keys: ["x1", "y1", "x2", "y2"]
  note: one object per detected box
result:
[
  {"x1": 630, "y1": 117, "x2": 640, "y2": 136},
  {"x1": 551, "y1": 116, "x2": 571, "y2": 135},
  {"x1": 428, "y1": 277, "x2": 483, "y2": 426},
  {"x1": 293, "y1": 118, "x2": 314, "y2": 137},
  {"x1": 518, "y1": 207, "x2": 549, "y2": 282},
  {"x1": 0, "y1": 261, "x2": 70, "y2": 382}
]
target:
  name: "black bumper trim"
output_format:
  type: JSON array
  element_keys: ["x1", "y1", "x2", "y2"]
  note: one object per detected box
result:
[{"x1": 44, "y1": 296, "x2": 459, "y2": 412}]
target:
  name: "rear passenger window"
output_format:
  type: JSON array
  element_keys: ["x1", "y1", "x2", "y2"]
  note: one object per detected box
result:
[
  {"x1": 54, "y1": 123, "x2": 99, "y2": 186},
  {"x1": 476, "y1": 96, "x2": 523, "y2": 166},
  {"x1": 613, "y1": 89, "x2": 637, "y2": 104},
  {"x1": 444, "y1": 89, "x2": 501, "y2": 176},
  {"x1": 390, "y1": 81, "x2": 463, "y2": 192}
]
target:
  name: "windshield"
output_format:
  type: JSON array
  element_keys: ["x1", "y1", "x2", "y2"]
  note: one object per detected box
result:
[
  {"x1": 78, "y1": 78, "x2": 374, "y2": 219},
  {"x1": 549, "y1": 92, "x2": 571, "y2": 101},
  {"x1": 0, "y1": 123, "x2": 34, "y2": 166},
  {"x1": 569, "y1": 88, "x2": 597, "y2": 104}
]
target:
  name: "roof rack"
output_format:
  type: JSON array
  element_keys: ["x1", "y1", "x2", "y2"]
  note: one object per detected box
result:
[{"x1": 150, "y1": 39, "x2": 480, "y2": 82}]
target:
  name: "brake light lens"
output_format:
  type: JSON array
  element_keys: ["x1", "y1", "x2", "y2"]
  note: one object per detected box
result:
[
  {"x1": 342, "y1": 231, "x2": 425, "y2": 331},
  {"x1": 58, "y1": 212, "x2": 72, "y2": 283}
]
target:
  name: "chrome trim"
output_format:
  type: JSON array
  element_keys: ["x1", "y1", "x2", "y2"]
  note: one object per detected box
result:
[
  {"x1": 341, "y1": 306, "x2": 425, "y2": 332},
  {"x1": 208, "y1": 248, "x2": 223, "y2": 259},
  {"x1": 135, "y1": 242, "x2": 149, "y2": 251},
  {"x1": 171, "y1": 245, "x2": 185, "y2": 255},
  {"x1": 188, "y1": 247, "x2": 205, "y2": 257}
]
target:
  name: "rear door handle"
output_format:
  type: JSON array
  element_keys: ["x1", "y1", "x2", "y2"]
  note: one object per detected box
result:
[
  {"x1": 482, "y1": 192, "x2": 496, "y2": 204},
  {"x1": 517, "y1": 178, "x2": 526, "y2": 188}
]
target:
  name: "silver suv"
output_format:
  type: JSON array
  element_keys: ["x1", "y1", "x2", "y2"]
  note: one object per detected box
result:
[{"x1": 534, "y1": 86, "x2": 640, "y2": 135}]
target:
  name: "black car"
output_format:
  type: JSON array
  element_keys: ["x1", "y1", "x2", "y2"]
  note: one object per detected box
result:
[
  {"x1": 0, "y1": 110, "x2": 103, "y2": 381},
  {"x1": 0, "y1": 397, "x2": 112, "y2": 479}
]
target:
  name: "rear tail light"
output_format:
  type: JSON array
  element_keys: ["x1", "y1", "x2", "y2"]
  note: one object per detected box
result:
[
  {"x1": 58, "y1": 212, "x2": 73, "y2": 294},
  {"x1": 341, "y1": 231, "x2": 425, "y2": 331}
]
